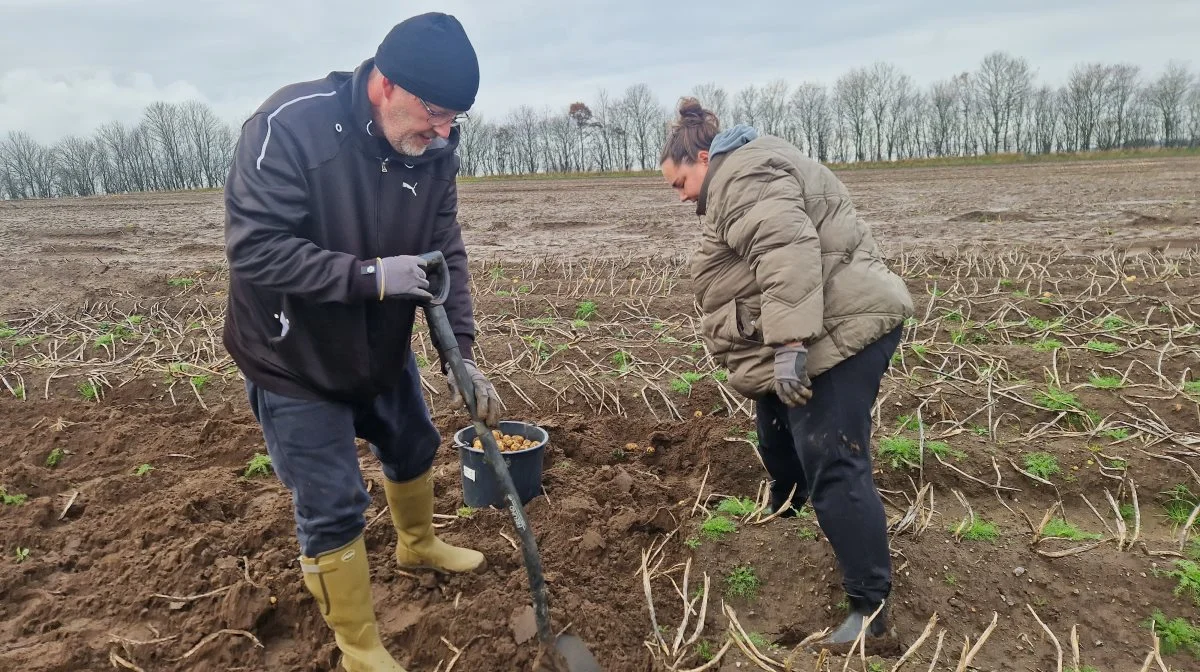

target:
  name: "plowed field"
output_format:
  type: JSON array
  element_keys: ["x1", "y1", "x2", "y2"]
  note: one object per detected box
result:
[{"x1": 2, "y1": 156, "x2": 1199, "y2": 671}]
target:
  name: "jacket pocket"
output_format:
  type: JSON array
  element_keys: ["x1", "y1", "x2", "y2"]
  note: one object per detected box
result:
[
  {"x1": 824, "y1": 318, "x2": 854, "y2": 359},
  {"x1": 701, "y1": 297, "x2": 762, "y2": 355},
  {"x1": 269, "y1": 296, "x2": 372, "y2": 396}
]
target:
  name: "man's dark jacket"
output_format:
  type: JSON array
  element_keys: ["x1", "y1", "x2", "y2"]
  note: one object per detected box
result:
[{"x1": 222, "y1": 57, "x2": 476, "y2": 403}]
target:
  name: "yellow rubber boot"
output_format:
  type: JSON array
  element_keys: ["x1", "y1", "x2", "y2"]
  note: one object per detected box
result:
[
  {"x1": 300, "y1": 535, "x2": 407, "y2": 672},
  {"x1": 383, "y1": 468, "x2": 485, "y2": 573}
]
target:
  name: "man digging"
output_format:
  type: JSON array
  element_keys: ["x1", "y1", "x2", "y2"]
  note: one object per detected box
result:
[{"x1": 221, "y1": 13, "x2": 501, "y2": 671}]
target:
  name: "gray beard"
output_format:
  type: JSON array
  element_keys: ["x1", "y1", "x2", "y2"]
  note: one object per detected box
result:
[{"x1": 394, "y1": 137, "x2": 428, "y2": 156}]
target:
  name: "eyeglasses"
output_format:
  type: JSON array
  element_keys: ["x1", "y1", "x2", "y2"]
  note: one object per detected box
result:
[{"x1": 417, "y1": 97, "x2": 469, "y2": 128}]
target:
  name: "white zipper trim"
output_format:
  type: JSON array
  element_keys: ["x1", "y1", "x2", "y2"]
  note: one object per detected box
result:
[{"x1": 256, "y1": 91, "x2": 338, "y2": 170}]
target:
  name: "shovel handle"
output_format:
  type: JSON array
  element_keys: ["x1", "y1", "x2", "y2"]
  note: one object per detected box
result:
[
  {"x1": 418, "y1": 251, "x2": 555, "y2": 646},
  {"x1": 417, "y1": 250, "x2": 452, "y2": 306}
]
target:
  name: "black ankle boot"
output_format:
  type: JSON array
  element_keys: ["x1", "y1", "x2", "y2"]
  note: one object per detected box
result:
[
  {"x1": 767, "y1": 487, "x2": 803, "y2": 518},
  {"x1": 822, "y1": 596, "x2": 889, "y2": 646}
]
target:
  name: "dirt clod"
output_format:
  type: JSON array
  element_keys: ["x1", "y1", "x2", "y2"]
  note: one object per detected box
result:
[
  {"x1": 612, "y1": 468, "x2": 634, "y2": 494},
  {"x1": 580, "y1": 529, "x2": 605, "y2": 554},
  {"x1": 511, "y1": 605, "x2": 538, "y2": 645}
]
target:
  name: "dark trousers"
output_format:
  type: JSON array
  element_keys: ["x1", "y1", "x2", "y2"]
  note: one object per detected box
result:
[
  {"x1": 754, "y1": 325, "x2": 902, "y2": 607},
  {"x1": 245, "y1": 351, "x2": 440, "y2": 558}
]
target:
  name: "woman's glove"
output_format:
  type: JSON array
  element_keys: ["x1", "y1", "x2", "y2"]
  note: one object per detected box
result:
[{"x1": 773, "y1": 344, "x2": 814, "y2": 407}]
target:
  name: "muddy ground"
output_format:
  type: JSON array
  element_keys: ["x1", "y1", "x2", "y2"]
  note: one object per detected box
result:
[{"x1": 2, "y1": 156, "x2": 1200, "y2": 671}]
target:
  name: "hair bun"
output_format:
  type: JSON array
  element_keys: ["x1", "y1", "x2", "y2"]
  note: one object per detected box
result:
[
  {"x1": 677, "y1": 97, "x2": 706, "y2": 125},
  {"x1": 660, "y1": 96, "x2": 720, "y2": 165}
]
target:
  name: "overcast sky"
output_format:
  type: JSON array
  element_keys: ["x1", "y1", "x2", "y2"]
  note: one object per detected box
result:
[{"x1": 1, "y1": 0, "x2": 1197, "y2": 145}]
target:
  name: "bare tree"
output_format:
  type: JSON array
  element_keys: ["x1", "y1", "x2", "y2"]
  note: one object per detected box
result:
[
  {"x1": 143, "y1": 101, "x2": 188, "y2": 190},
  {"x1": 835, "y1": 68, "x2": 871, "y2": 161},
  {"x1": 1063, "y1": 63, "x2": 1109, "y2": 151},
  {"x1": 0, "y1": 135, "x2": 22, "y2": 198},
  {"x1": 544, "y1": 108, "x2": 575, "y2": 172},
  {"x1": 756, "y1": 79, "x2": 790, "y2": 138},
  {"x1": 0, "y1": 153, "x2": 16, "y2": 199},
  {"x1": 974, "y1": 51, "x2": 1031, "y2": 153},
  {"x1": 690, "y1": 82, "x2": 730, "y2": 123},
  {"x1": 791, "y1": 82, "x2": 832, "y2": 161},
  {"x1": 622, "y1": 84, "x2": 660, "y2": 170},
  {"x1": 1098, "y1": 64, "x2": 1140, "y2": 149},
  {"x1": 0, "y1": 165, "x2": 19, "y2": 199},
  {"x1": 1146, "y1": 61, "x2": 1193, "y2": 147},
  {"x1": 927, "y1": 79, "x2": 960, "y2": 156},
  {"x1": 885, "y1": 71, "x2": 915, "y2": 159},
  {"x1": 953, "y1": 73, "x2": 977, "y2": 156},
  {"x1": 974, "y1": 54, "x2": 1006, "y2": 152},
  {"x1": 94, "y1": 120, "x2": 161, "y2": 193},
  {"x1": 607, "y1": 90, "x2": 635, "y2": 171},
  {"x1": 180, "y1": 100, "x2": 233, "y2": 188},
  {"x1": 1124, "y1": 88, "x2": 1159, "y2": 148},
  {"x1": 1, "y1": 131, "x2": 56, "y2": 198},
  {"x1": 733, "y1": 84, "x2": 759, "y2": 127},
  {"x1": 471, "y1": 121, "x2": 501, "y2": 176},
  {"x1": 865, "y1": 61, "x2": 901, "y2": 160},
  {"x1": 832, "y1": 107, "x2": 850, "y2": 163},
  {"x1": 508, "y1": 105, "x2": 542, "y2": 175},
  {"x1": 94, "y1": 122, "x2": 128, "y2": 193},
  {"x1": 122, "y1": 122, "x2": 160, "y2": 192},
  {"x1": 53, "y1": 135, "x2": 101, "y2": 196},
  {"x1": 456, "y1": 116, "x2": 486, "y2": 176},
  {"x1": 491, "y1": 125, "x2": 515, "y2": 175},
  {"x1": 591, "y1": 89, "x2": 618, "y2": 172},
  {"x1": 650, "y1": 106, "x2": 671, "y2": 161},
  {"x1": 906, "y1": 91, "x2": 933, "y2": 159},
  {"x1": 1030, "y1": 85, "x2": 1058, "y2": 154},
  {"x1": 1187, "y1": 82, "x2": 1200, "y2": 146}
]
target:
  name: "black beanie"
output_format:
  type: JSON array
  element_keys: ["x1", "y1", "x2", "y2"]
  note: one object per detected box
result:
[{"x1": 374, "y1": 12, "x2": 479, "y2": 112}]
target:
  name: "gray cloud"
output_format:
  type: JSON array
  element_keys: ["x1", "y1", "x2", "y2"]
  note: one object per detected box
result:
[{"x1": 1, "y1": 0, "x2": 1196, "y2": 143}]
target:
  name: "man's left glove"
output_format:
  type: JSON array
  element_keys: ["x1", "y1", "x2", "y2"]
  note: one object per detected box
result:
[
  {"x1": 376, "y1": 255, "x2": 433, "y2": 301},
  {"x1": 446, "y1": 359, "x2": 502, "y2": 427}
]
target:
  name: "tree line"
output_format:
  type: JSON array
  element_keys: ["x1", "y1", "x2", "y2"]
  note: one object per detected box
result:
[
  {"x1": 1, "y1": 100, "x2": 236, "y2": 199},
  {"x1": 3, "y1": 52, "x2": 1199, "y2": 199},
  {"x1": 459, "y1": 54, "x2": 1200, "y2": 175}
]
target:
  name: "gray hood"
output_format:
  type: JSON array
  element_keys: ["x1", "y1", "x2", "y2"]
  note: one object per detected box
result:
[{"x1": 709, "y1": 124, "x2": 759, "y2": 157}]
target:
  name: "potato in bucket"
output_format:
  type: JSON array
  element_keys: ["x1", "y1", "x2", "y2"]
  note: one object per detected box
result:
[{"x1": 455, "y1": 420, "x2": 548, "y2": 508}]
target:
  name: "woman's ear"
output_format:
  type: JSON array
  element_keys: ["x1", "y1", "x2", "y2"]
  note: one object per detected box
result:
[{"x1": 698, "y1": 150, "x2": 709, "y2": 166}]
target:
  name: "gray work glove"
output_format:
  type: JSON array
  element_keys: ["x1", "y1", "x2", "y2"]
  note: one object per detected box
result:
[
  {"x1": 377, "y1": 255, "x2": 432, "y2": 300},
  {"x1": 773, "y1": 344, "x2": 814, "y2": 407},
  {"x1": 447, "y1": 359, "x2": 503, "y2": 427}
]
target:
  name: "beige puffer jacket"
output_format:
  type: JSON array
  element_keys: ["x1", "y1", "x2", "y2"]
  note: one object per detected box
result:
[{"x1": 692, "y1": 133, "x2": 913, "y2": 398}]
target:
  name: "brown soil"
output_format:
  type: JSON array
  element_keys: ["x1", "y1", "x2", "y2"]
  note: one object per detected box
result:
[
  {"x1": 947, "y1": 209, "x2": 1043, "y2": 223},
  {"x1": 3, "y1": 157, "x2": 1200, "y2": 672},
  {"x1": 1128, "y1": 209, "x2": 1200, "y2": 228}
]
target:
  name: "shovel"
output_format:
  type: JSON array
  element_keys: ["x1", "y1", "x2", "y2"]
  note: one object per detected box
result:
[{"x1": 416, "y1": 250, "x2": 602, "y2": 672}]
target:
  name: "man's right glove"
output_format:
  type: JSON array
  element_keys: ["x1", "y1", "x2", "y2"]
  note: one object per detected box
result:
[
  {"x1": 773, "y1": 343, "x2": 814, "y2": 407},
  {"x1": 376, "y1": 255, "x2": 433, "y2": 301},
  {"x1": 446, "y1": 359, "x2": 503, "y2": 427}
]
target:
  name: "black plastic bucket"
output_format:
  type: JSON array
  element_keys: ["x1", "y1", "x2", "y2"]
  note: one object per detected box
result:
[{"x1": 454, "y1": 421, "x2": 548, "y2": 509}]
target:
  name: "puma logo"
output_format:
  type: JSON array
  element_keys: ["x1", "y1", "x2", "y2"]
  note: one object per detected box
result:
[{"x1": 402, "y1": 181, "x2": 418, "y2": 196}]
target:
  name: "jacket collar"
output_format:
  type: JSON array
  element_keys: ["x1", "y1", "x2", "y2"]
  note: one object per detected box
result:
[
  {"x1": 347, "y1": 58, "x2": 459, "y2": 166},
  {"x1": 348, "y1": 58, "x2": 391, "y2": 158},
  {"x1": 695, "y1": 152, "x2": 730, "y2": 217}
]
